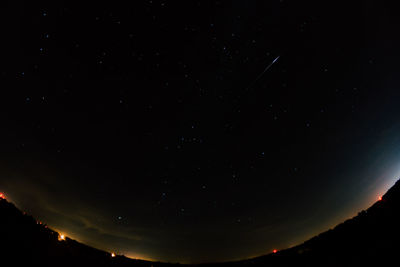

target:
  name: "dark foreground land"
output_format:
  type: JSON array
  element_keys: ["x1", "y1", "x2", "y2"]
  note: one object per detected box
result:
[{"x1": 2, "y1": 180, "x2": 400, "y2": 266}]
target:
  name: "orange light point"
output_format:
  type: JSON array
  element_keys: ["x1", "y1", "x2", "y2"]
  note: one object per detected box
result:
[
  {"x1": 378, "y1": 196, "x2": 382, "y2": 201},
  {"x1": 0, "y1": 193, "x2": 5, "y2": 199},
  {"x1": 273, "y1": 249, "x2": 277, "y2": 254},
  {"x1": 58, "y1": 234, "x2": 66, "y2": 241}
]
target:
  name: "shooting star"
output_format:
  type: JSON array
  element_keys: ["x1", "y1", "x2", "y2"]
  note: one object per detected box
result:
[{"x1": 245, "y1": 55, "x2": 280, "y2": 91}]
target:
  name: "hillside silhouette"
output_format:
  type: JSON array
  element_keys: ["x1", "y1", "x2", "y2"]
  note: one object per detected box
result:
[
  {"x1": 0, "y1": 195, "x2": 180, "y2": 267},
  {"x1": 2, "y1": 180, "x2": 400, "y2": 266},
  {"x1": 214, "y1": 179, "x2": 400, "y2": 267}
]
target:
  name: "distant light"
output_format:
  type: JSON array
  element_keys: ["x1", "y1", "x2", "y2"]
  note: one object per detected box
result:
[
  {"x1": 0, "y1": 193, "x2": 5, "y2": 199},
  {"x1": 111, "y1": 252, "x2": 116, "y2": 257},
  {"x1": 58, "y1": 234, "x2": 65, "y2": 241},
  {"x1": 378, "y1": 196, "x2": 382, "y2": 201},
  {"x1": 273, "y1": 249, "x2": 277, "y2": 254}
]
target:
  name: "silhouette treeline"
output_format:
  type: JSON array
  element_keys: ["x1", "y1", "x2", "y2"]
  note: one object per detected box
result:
[
  {"x1": 0, "y1": 198, "x2": 180, "y2": 267},
  {"x1": 199, "y1": 179, "x2": 400, "y2": 267},
  {"x1": 2, "y1": 180, "x2": 400, "y2": 266}
]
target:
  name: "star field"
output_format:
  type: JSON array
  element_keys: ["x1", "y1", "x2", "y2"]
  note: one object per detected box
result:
[{"x1": 1, "y1": 0, "x2": 400, "y2": 264}]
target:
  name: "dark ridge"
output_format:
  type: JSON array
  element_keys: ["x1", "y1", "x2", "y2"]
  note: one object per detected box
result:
[
  {"x1": 0, "y1": 197, "x2": 180, "y2": 267},
  {"x1": 221, "y1": 179, "x2": 400, "y2": 267},
  {"x1": 2, "y1": 179, "x2": 400, "y2": 266}
]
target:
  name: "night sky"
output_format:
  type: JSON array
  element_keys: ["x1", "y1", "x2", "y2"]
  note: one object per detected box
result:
[{"x1": 1, "y1": 0, "x2": 400, "y2": 264}]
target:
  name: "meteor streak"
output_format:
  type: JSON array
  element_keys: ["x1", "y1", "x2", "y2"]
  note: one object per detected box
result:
[{"x1": 245, "y1": 56, "x2": 280, "y2": 91}]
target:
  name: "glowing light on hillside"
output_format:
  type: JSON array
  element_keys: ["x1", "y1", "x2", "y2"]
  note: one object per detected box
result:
[
  {"x1": 273, "y1": 249, "x2": 277, "y2": 254},
  {"x1": 111, "y1": 252, "x2": 116, "y2": 257},
  {"x1": 58, "y1": 234, "x2": 66, "y2": 241},
  {"x1": 378, "y1": 196, "x2": 382, "y2": 201},
  {"x1": 0, "y1": 193, "x2": 5, "y2": 199}
]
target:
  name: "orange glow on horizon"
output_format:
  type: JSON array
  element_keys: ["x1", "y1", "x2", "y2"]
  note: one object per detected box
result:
[
  {"x1": 111, "y1": 252, "x2": 116, "y2": 257},
  {"x1": 378, "y1": 196, "x2": 382, "y2": 201},
  {"x1": 58, "y1": 234, "x2": 66, "y2": 241},
  {"x1": 124, "y1": 253, "x2": 157, "y2": 262},
  {"x1": 0, "y1": 193, "x2": 5, "y2": 199},
  {"x1": 273, "y1": 249, "x2": 277, "y2": 254}
]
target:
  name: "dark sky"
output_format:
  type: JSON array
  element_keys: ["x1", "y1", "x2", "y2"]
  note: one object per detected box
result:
[{"x1": 1, "y1": 0, "x2": 400, "y2": 264}]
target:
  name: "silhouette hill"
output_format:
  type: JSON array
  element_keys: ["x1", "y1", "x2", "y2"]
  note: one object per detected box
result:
[
  {"x1": 212, "y1": 179, "x2": 400, "y2": 267},
  {"x1": 2, "y1": 180, "x2": 400, "y2": 266},
  {"x1": 0, "y1": 196, "x2": 179, "y2": 267}
]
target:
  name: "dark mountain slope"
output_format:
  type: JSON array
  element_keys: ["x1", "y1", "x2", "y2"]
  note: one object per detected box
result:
[
  {"x1": 0, "y1": 196, "x2": 178, "y2": 267},
  {"x1": 215, "y1": 179, "x2": 400, "y2": 266}
]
